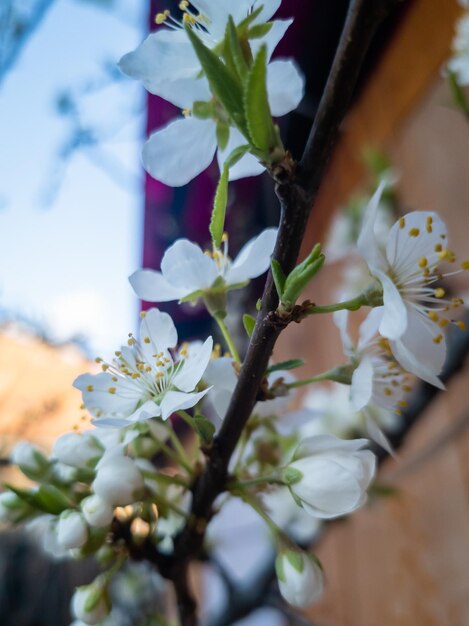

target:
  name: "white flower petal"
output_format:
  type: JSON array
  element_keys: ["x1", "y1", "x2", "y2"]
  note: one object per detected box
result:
[
  {"x1": 160, "y1": 389, "x2": 211, "y2": 421},
  {"x1": 161, "y1": 239, "x2": 219, "y2": 291},
  {"x1": 225, "y1": 227, "x2": 278, "y2": 284},
  {"x1": 147, "y1": 76, "x2": 211, "y2": 109},
  {"x1": 217, "y1": 127, "x2": 265, "y2": 180},
  {"x1": 390, "y1": 308, "x2": 446, "y2": 389},
  {"x1": 129, "y1": 269, "x2": 187, "y2": 302},
  {"x1": 374, "y1": 268, "x2": 408, "y2": 340},
  {"x1": 252, "y1": 0, "x2": 282, "y2": 23},
  {"x1": 251, "y1": 19, "x2": 293, "y2": 60},
  {"x1": 350, "y1": 357, "x2": 374, "y2": 411},
  {"x1": 364, "y1": 412, "x2": 394, "y2": 456},
  {"x1": 357, "y1": 182, "x2": 389, "y2": 272},
  {"x1": 333, "y1": 310, "x2": 354, "y2": 356},
  {"x1": 294, "y1": 435, "x2": 369, "y2": 459},
  {"x1": 140, "y1": 308, "x2": 178, "y2": 353},
  {"x1": 357, "y1": 307, "x2": 384, "y2": 351},
  {"x1": 173, "y1": 337, "x2": 213, "y2": 392},
  {"x1": 143, "y1": 117, "x2": 217, "y2": 187},
  {"x1": 267, "y1": 59, "x2": 305, "y2": 116},
  {"x1": 119, "y1": 29, "x2": 199, "y2": 84},
  {"x1": 73, "y1": 373, "x2": 140, "y2": 417}
]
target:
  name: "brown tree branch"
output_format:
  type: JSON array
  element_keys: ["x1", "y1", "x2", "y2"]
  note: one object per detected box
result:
[{"x1": 163, "y1": 1, "x2": 404, "y2": 622}]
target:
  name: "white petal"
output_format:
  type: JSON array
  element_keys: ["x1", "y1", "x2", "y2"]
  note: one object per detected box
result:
[
  {"x1": 350, "y1": 357, "x2": 374, "y2": 411},
  {"x1": 373, "y1": 269, "x2": 408, "y2": 340},
  {"x1": 364, "y1": 412, "x2": 394, "y2": 456},
  {"x1": 252, "y1": 0, "x2": 282, "y2": 23},
  {"x1": 160, "y1": 389, "x2": 211, "y2": 420},
  {"x1": 357, "y1": 307, "x2": 383, "y2": 351},
  {"x1": 74, "y1": 373, "x2": 140, "y2": 417},
  {"x1": 333, "y1": 310, "x2": 354, "y2": 356},
  {"x1": 267, "y1": 60, "x2": 305, "y2": 116},
  {"x1": 204, "y1": 357, "x2": 238, "y2": 391},
  {"x1": 119, "y1": 30, "x2": 200, "y2": 84},
  {"x1": 191, "y1": 1, "x2": 250, "y2": 38},
  {"x1": 390, "y1": 308, "x2": 446, "y2": 389},
  {"x1": 143, "y1": 117, "x2": 217, "y2": 187},
  {"x1": 225, "y1": 227, "x2": 278, "y2": 284},
  {"x1": 251, "y1": 19, "x2": 293, "y2": 60},
  {"x1": 294, "y1": 435, "x2": 369, "y2": 459},
  {"x1": 161, "y1": 239, "x2": 219, "y2": 291},
  {"x1": 127, "y1": 399, "x2": 162, "y2": 422},
  {"x1": 357, "y1": 182, "x2": 389, "y2": 272},
  {"x1": 148, "y1": 76, "x2": 211, "y2": 109},
  {"x1": 140, "y1": 308, "x2": 178, "y2": 352},
  {"x1": 173, "y1": 337, "x2": 213, "y2": 392},
  {"x1": 129, "y1": 269, "x2": 187, "y2": 302},
  {"x1": 217, "y1": 127, "x2": 265, "y2": 180}
]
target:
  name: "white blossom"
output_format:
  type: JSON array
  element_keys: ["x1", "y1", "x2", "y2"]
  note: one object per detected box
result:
[
  {"x1": 275, "y1": 549, "x2": 324, "y2": 608},
  {"x1": 57, "y1": 511, "x2": 88, "y2": 550},
  {"x1": 130, "y1": 228, "x2": 277, "y2": 304},
  {"x1": 72, "y1": 584, "x2": 109, "y2": 625},
  {"x1": 262, "y1": 487, "x2": 321, "y2": 545},
  {"x1": 11, "y1": 441, "x2": 49, "y2": 479},
  {"x1": 119, "y1": 2, "x2": 304, "y2": 185},
  {"x1": 92, "y1": 455, "x2": 144, "y2": 506},
  {"x1": 81, "y1": 495, "x2": 115, "y2": 528},
  {"x1": 357, "y1": 184, "x2": 467, "y2": 388},
  {"x1": 53, "y1": 432, "x2": 104, "y2": 469},
  {"x1": 74, "y1": 308, "x2": 212, "y2": 426},
  {"x1": 26, "y1": 515, "x2": 68, "y2": 559},
  {"x1": 284, "y1": 435, "x2": 376, "y2": 519}
]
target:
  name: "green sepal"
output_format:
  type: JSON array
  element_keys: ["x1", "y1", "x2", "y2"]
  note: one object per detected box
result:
[
  {"x1": 83, "y1": 583, "x2": 106, "y2": 613},
  {"x1": 243, "y1": 313, "x2": 256, "y2": 337},
  {"x1": 243, "y1": 44, "x2": 278, "y2": 154},
  {"x1": 179, "y1": 289, "x2": 206, "y2": 304},
  {"x1": 77, "y1": 527, "x2": 107, "y2": 558},
  {"x1": 5, "y1": 483, "x2": 72, "y2": 515},
  {"x1": 271, "y1": 259, "x2": 286, "y2": 299},
  {"x1": 248, "y1": 22, "x2": 274, "y2": 39},
  {"x1": 275, "y1": 553, "x2": 286, "y2": 582},
  {"x1": 237, "y1": 5, "x2": 263, "y2": 34},
  {"x1": 282, "y1": 467, "x2": 303, "y2": 485},
  {"x1": 448, "y1": 68, "x2": 469, "y2": 115},
  {"x1": 185, "y1": 25, "x2": 247, "y2": 134},
  {"x1": 256, "y1": 298, "x2": 262, "y2": 311},
  {"x1": 286, "y1": 549, "x2": 305, "y2": 573},
  {"x1": 192, "y1": 100, "x2": 215, "y2": 119},
  {"x1": 193, "y1": 415, "x2": 216, "y2": 445},
  {"x1": 282, "y1": 253, "x2": 325, "y2": 309},
  {"x1": 267, "y1": 359, "x2": 304, "y2": 374}
]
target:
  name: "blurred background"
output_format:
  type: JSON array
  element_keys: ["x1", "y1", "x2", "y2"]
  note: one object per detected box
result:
[{"x1": 1, "y1": 0, "x2": 469, "y2": 624}]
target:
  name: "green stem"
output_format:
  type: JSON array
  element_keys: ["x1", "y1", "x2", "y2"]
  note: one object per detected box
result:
[
  {"x1": 177, "y1": 410, "x2": 197, "y2": 431},
  {"x1": 305, "y1": 292, "x2": 367, "y2": 315},
  {"x1": 237, "y1": 489, "x2": 296, "y2": 550},
  {"x1": 230, "y1": 474, "x2": 284, "y2": 489},
  {"x1": 143, "y1": 471, "x2": 190, "y2": 489},
  {"x1": 163, "y1": 425, "x2": 195, "y2": 476},
  {"x1": 287, "y1": 365, "x2": 354, "y2": 388},
  {"x1": 214, "y1": 313, "x2": 241, "y2": 364},
  {"x1": 154, "y1": 493, "x2": 191, "y2": 520}
]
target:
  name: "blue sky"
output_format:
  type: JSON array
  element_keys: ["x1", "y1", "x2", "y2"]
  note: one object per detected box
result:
[{"x1": 0, "y1": 0, "x2": 146, "y2": 357}]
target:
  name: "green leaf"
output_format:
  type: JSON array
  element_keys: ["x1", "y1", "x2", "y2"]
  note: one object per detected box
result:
[
  {"x1": 448, "y1": 68, "x2": 469, "y2": 115},
  {"x1": 185, "y1": 25, "x2": 247, "y2": 133},
  {"x1": 282, "y1": 254, "x2": 325, "y2": 309},
  {"x1": 216, "y1": 122, "x2": 230, "y2": 151},
  {"x1": 244, "y1": 44, "x2": 277, "y2": 153},
  {"x1": 193, "y1": 415, "x2": 216, "y2": 445},
  {"x1": 271, "y1": 259, "x2": 286, "y2": 299},
  {"x1": 226, "y1": 16, "x2": 249, "y2": 80},
  {"x1": 210, "y1": 165, "x2": 230, "y2": 248},
  {"x1": 248, "y1": 22, "x2": 273, "y2": 39},
  {"x1": 6, "y1": 484, "x2": 71, "y2": 515},
  {"x1": 243, "y1": 313, "x2": 256, "y2": 337},
  {"x1": 267, "y1": 359, "x2": 304, "y2": 374}
]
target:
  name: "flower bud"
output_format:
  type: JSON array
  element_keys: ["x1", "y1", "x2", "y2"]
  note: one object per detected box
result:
[
  {"x1": 57, "y1": 511, "x2": 88, "y2": 549},
  {"x1": 71, "y1": 582, "x2": 110, "y2": 625},
  {"x1": 92, "y1": 456, "x2": 144, "y2": 506},
  {"x1": 81, "y1": 495, "x2": 114, "y2": 528},
  {"x1": 0, "y1": 491, "x2": 33, "y2": 523},
  {"x1": 53, "y1": 432, "x2": 103, "y2": 469},
  {"x1": 275, "y1": 549, "x2": 324, "y2": 607},
  {"x1": 11, "y1": 441, "x2": 49, "y2": 480},
  {"x1": 284, "y1": 435, "x2": 376, "y2": 519}
]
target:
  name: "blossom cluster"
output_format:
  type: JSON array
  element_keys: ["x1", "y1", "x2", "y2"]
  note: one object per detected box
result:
[{"x1": 1, "y1": 2, "x2": 468, "y2": 624}]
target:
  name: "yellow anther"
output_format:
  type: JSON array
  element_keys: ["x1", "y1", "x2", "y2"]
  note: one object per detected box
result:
[
  {"x1": 156, "y1": 360, "x2": 163, "y2": 367},
  {"x1": 452, "y1": 297, "x2": 464, "y2": 307},
  {"x1": 433, "y1": 334, "x2": 443, "y2": 344},
  {"x1": 402, "y1": 384, "x2": 412, "y2": 392},
  {"x1": 434, "y1": 288, "x2": 445, "y2": 299},
  {"x1": 80, "y1": 403, "x2": 85, "y2": 410},
  {"x1": 399, "y1": 217, "x2": 406, "y2": 229},
  {"x1": 439, "y1": 318, "x2": 449, "y2": 328},
  {"x1": 95, "y1": 357, "x2": 103, "y2": 363},
  {"x1": 132, "y1": 372, "x2": 141, "y2": 379},
  {"x1": 111, "y1": 375, "x2": 118, "y2": 382},
  {"x1": 398, "y1": 400, "x2": 408, "y2": 408},
  {"x1": 423, "y1": 268, "x2": 430, "y2": 278},
  {"x1": 180, "y1": 349, "x2": 188, "y2": 357},
  {"x1": 115, "y1": 351, "x2": 122, "y2": 357},
  {"x1": 140, "y1": 311, "x2": 147, "y2": 318},
  {"x1": 426, "y1": 216, "x2": 433, "y2": 233},
  {"x1": 155, "y1": 372, "x2": 164, "y2": 379},
  {"x1": 438, "y1": 249, "x2": 449, "y2": 260},
  {"x1": 384, "y1": 388, "x2": 393, "y2": 396},
  {"x1": 128, "y1": 337, "x2": 136, "y2": 346},
  {"x1": 461, "y1": 261, "x2": 469, "y2": 270},
  {"x1": 108, "y1": 387, "x2": 117, "y2": 394},
  {"x1": 456, "y1": 321, "x2": 466, "y2": 331},
  {"x1": 418, "y1": 257, "x2": 428, "y2": 268},
  {"x1": 221, "y1": 232, "x2": 229, "y2": 243},
  {"x1": 145, "y1": 366, "x2": 152, "y2": 372},
  {"x1": 183, "y1": 12, "x2": 196, "y2": 24},
  {"x1": 182, "y1": 108, "x2": 191, "y2": 118},
  {"x1": 102, "y1": 364, "x2": 109, "y2": 371},
  {"x1": 179, "y1": 0, "x2": 189, "y2": 9},
  {"x1": 86, "y1": 385, "x2": 94, "y2": 392},
  {"x1": 395, "y1": 409, "x2": 402, "y2": 416},
  {"x1": 435, "y1": 243, "x2": 443, "y2": 252},
  {"x1": 408, "y1": 228, "x2": 420, "y2": 237},
  {"x1": 155, "y1": 11, "x2": 168, "y2": 24},
  {"x1": 144, "y1": 336, "x2": 151, "y2": 344}
]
